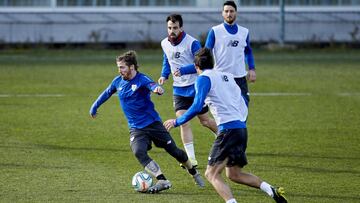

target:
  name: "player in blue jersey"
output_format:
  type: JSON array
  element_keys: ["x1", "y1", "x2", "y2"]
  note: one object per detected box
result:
[
  {"x1": 205, "y1": 0, "x2": 256, "y2": 104},
  {"x1": 158, "y1": 14, "x2": 217, "y2": 167},
  {"x1": 164, "y1": 48, "x2": 287, "y2": 203},
  {"x1": 89, "y1": 50, "x2": 205, "y2": 193}
]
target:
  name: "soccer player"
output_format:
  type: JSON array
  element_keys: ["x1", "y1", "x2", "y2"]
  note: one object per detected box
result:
[
  {"x1": 158, "y1": 14, "x2": 217, "y2": 167},
  {"x1": 89, "y1": 50, "x2": 205, "y2": 193},
  {"x1": 205, "y1": 0, "x2": 256, "y2": 103},
  {"x1": 164, "y1": 48, "x2": 287, "y2": 203}
]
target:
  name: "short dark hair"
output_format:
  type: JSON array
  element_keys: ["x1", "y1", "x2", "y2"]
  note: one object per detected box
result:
[
  {"x1": 116, "y1": 50, "x2": 139, "y2": 70},
  {"x1": 223, "y1": 0, "x2": 237, "y2": 11},
  {"x1": 166, "y1": 13, "x2": 183, "y2": 27},
  {"x1": 194, "y1": 48, "x2": 214, "y2": 70}
]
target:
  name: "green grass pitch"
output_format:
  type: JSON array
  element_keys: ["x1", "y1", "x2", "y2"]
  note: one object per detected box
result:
[{"x1": 0, "y1": 48, "x2": 359, "y2": 202}]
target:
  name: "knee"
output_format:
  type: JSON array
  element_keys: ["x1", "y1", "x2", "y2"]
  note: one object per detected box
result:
[
  {"x1": 199, "y1": 119, "x2": 209, "y2": 128},
  {"x1": 226, "y1": 172, "x2": 237, "y2": 182},
  {"x1": 180, "y1": 121, "x2": 190, "y2": 129},
  {"x1": 205, "y1": 169, "x2": 215, "y2": 183},
  {"x1": 133, "y1": 149, "x2": 147, "y2": 161},
  {"x1": 226, "y1": 171, "x2": 244, "y2": 183}
]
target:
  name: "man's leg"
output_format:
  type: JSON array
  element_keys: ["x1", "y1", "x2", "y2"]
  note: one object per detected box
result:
[
  {"x1": 205, "y1": 158, "x2": 235, "y2": 202},
  {"x1": 225, "y1": 166, "x2": 287, "y2": 203},
  {"x1": 197, "y1": 112, "x2": 218, "y2": 135},
  {"x1": 225, "y1": 165, "x2": 261, "y2": 188},
  {"x1": 176, "y1": 109, "x2": 197, "y2": 166},
  {"x1": 130, "y1": 128, "x2": 171, "y2": 193}
]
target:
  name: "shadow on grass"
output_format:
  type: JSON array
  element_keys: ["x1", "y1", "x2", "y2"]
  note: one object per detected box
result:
[
  {"x1": 0, "y1": 143, "x2": 166, "y2": 155},
  {"x1": 277, "y1": 164, "x2": 359, "y2": 174},
  {"x1": 240, "y1": 188, "x2": 360, "y2": 202},
  {"x1": 0, "y1": 143, "x2": 128, "y2": 153},
  {"x1": 247, "y1": 152, "x2": 360, "y2": 161}
]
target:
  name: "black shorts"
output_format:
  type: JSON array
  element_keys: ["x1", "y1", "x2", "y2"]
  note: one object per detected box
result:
[
  {"x1": 129, "y1": 121, "x2": 188, "y2": 165},
  {"x1": 234, "y1": 77, "x2": 250, "y2": 103},
  {"x1": 173, "y1": 95, "x2": 208, "y2": 114},
  {"x1": 208, "y1": 128, "x2": 248, "y2": 167},
  {"x1": 130, "y1": 121, "x2": 176, "y2": 150}
]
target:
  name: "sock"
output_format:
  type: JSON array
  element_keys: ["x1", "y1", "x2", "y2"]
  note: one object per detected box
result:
[
  {"x1": 184, "y1": 142, "x2": 196, "y2": 161},
  {"x1": 226, "y1": 198, "x2": 237, "y2": 203},
  {"x1": 156, "y1": 174, "x2": 166, "y2": 180},
  {"x1": 187, "y1": 167, "x2": 197, "y2": 176},
  {"x1": 145, "y1": 160, "x2": 162, "y2": 177},
  {"x1": 260, "y1": 181, "x2": 274, "y2": 197}
]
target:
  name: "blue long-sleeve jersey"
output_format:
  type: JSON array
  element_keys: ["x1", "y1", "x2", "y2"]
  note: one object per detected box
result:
[
  {"x1": 205, "y1": 22, "x2": 255, "y2": 70},
  {"x1": 174, "y1": 75, "x2": 246, "y2": 131},
  {"x1": 90, "y1": 73, "x2": 162, "y2": 129}
]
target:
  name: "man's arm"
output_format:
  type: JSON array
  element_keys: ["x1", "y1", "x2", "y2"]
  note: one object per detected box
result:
[
  {"x1": 177, "y1": 40, "x2": 201, "y2": 76},
  {"x1": 89, "y1": 82, "x2": 117, "y2": 118},
  {"x1": 158, "y1": 53, "x2": 171, "y2": 85},
  {"x1": 244, "y1": 34, "x2": 256, "y2": 82},
  {"x1": 164, "y1": 76, "x2": 211, "y2": 130},
  {"x1": 146, "y1": 82, "x2": 164, "y2": 95},
  {"x1": 205, "y1": 29, "x2": 215, "y2": 49}
]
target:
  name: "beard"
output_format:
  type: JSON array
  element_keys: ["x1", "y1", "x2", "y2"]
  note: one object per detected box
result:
[
  {"x1": 169, "y1": 33, "x2": 177, "y2": 39},
  {"x1": 121, "y1": 71, "x2": 132, "y2": 80},
  {"x1": 225, "y1": 17, "x2": 236, "y2": 24}
]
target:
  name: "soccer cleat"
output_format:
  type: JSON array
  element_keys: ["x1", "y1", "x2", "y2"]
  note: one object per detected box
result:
[
  {"x1": 271, "y1": 187, "x2": 288, "y2": 203},
  {"x1": 192, "y1": 173, "x2": 205, "y2": 187},
  {"x1": 147, "y1": 180, "x2": 172, "y2": 194}
]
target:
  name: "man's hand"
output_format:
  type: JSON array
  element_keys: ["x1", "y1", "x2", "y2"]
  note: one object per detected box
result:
[
  {"x1": 163, "y1": 119, "x2": 176, "y2": 131},
  {"x1": 247, "y1": 69, "x2": 256, "y2": 83},
  {"x1": 158, "y1": 77, "x2": 167, "y2": 85},
  {"x1": 89, "y1": 107, "x2": 97, "y2": 119},
  {"x1": 173, "y1": 69, "x2": 181, "y2": 77},
  {"x1": 153, "y1": 86, "x2": 164, "y2": 95}
]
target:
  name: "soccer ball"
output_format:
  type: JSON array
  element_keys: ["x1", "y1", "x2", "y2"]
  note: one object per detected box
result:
[{"x1": 131, "y1": 171, "x2": 153, "y2": 192}]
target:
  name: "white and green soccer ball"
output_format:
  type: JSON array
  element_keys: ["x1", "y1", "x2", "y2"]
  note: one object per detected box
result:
[{"x1": 131, "y1": 171, "x2": 153, "y2": 192}]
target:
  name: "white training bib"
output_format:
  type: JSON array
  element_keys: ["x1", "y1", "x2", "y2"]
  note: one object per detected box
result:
[
  {"x1": 212, "y1": 24, "x2": 248, "y2": 78},
  {"x1": 161, "y1": 34, "x2": 198, "y2": 87}
]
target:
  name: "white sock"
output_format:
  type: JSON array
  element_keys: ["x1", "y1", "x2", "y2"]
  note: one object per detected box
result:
[
  {"x1": 184, "y1": 142, "x2": 196, "y2": 160},
  {"x1": 260, "y1": 181, "x2": 274, "y2": 197},
  {"x1": 145, "y1": 160, "x2": 162, "y2": 177},
  {"x1": 226, "y1": 198, "x2": 237, "y2": 203}
]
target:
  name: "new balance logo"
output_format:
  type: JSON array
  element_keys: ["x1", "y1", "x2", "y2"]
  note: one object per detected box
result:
[
  {"x1": 174, "y1": 52, "x2": 181, "y2": 58},
  {"x1": 227, "y1": 40, "x2": 239, "y2": 47},
  {"x1": 222, "y1": 75, "x2": 229, "y2": 82}
]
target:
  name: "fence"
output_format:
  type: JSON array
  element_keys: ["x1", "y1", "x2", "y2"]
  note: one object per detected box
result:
[{"x1": 0, "y1": 7, "x2": 359, "y2": 44}]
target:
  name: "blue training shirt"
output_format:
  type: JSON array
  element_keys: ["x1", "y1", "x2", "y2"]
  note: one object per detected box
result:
[
  {"x1": 205, "y1": 22, "x2": 255, "y2": 70},
  {"x1": 161, "y1": 32, "x2": 201, "y2": 97},
  {"x1": 90, "y1": 72, "x2": 161, "y2": 129}
]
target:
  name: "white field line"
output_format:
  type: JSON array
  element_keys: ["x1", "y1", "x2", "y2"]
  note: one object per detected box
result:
[
  {"x1": 0, "y1": 94, "x2": 65, "y2": 98},
  {"x1": 251, "y1": 92, "x2": 312, "y2": 96}
]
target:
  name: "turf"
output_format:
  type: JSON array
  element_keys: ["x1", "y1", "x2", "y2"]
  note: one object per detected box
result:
[{"x1": 0, "y1": 48, "x2": 359, "y2": 202}]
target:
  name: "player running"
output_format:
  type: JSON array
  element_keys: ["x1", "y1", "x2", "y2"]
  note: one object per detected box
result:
[
  {"x1": 89, "y1": 50, "x2": 205, "y2": 193},
  {"x1": 164, "y1": 48, "x2": 287, "y2": 203}
]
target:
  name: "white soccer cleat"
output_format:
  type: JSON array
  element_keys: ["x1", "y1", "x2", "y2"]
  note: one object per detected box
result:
[{"x1": 147, "y1": 180, "x2": 172, "y2": 193}]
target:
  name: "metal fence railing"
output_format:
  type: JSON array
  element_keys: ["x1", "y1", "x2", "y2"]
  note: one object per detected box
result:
[{"x1": 0, "y1": 7, "x2": 359, "y2": 43}]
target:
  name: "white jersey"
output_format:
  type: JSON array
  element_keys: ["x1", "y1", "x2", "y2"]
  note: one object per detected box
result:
[
  {"x1": 201, "y1": 69, "x2": 248, "y2": 125},
  {"x1": 212, "y1": 24, "x2": 249, "y2": 78},
  {"x1": 161, "y1": 34, "x2": 198, "y2": 87}
]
